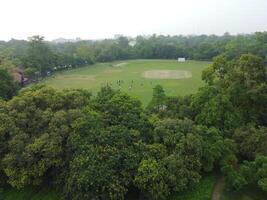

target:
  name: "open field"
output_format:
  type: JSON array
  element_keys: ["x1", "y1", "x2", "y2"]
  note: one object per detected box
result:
[{"x1": 42, "y1": 59, "x2": 210, "y2": 105}]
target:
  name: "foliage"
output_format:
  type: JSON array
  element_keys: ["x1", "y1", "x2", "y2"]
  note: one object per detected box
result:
[
  {"x1": 0, "y1": 69, "x2": 19, "y2": 100},
  {"x1": 0, "y1": 83, "x2": 240, "y2": 199},
  {"x1": 171, "y1": 174, "x2": 216, "y2": 200},
  {"x1": 1, "y1": 87, "x2": 90, "y2": 188},
  {"x1": 1, "y1": 32, "x2": 267, "y2": 199},
  {"x1": 223, "y1": 156, "x2": 267, "y2": 193},
  {"x1": 147, "y1": 85, "x2": 167, "y2": 113},
  {"x1": 1, "y1": 32, "x2": 267, "y2": 83},
  {"x1": 135, "y1": 118, "x2": 234, "y2": 199},
  {"x1": 192, "y1": 54, "x2": 267, "y2": 134},
  {"x1": 134, "y1": 159, "x2": 170, "y2": 199},
  {"x1": 64, "y1": 88, "x2": 148, "y2": 199},
  {"x1": 233, "y1": 124, "x2": 267, "y2": 160},
  {"x1": 221, "y1": 184, "x2": 267, "y2": 200},
  {"x1": 23, "y1": 36, "x2": 55, "y2": 76}
]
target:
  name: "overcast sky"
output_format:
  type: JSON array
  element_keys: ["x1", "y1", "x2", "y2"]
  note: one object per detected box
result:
[{"x1": 0, "y1": 0, "x2": 267, "y2": 41}]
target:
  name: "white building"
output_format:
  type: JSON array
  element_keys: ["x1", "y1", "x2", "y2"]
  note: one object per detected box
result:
[{"x1": 178, "y1": 57, "x2": 186, "y2": 62}]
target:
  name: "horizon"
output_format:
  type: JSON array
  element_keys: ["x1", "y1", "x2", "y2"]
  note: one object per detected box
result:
[{"x1": 0, "y1": 31, "x2": 265, "y2": 42}]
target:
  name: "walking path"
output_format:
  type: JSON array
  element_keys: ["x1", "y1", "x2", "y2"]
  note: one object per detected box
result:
[{"x1": 212, "y1": 177, "x2": 225, "y2": 200}]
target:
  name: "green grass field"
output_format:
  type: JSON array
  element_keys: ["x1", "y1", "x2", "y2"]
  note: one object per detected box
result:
[{"x1": 42, "y1": 59, "x2": 210, "y2": 105}]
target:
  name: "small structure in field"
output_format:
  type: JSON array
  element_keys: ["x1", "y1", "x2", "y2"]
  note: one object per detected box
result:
[{"x1": 177, "y1": 57, "x2": 186, "y2": 62}]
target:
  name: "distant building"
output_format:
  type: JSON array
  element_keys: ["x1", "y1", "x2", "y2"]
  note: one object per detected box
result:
[{"x1": 178, "y1": 57, "x2": 186, "y2": 62}]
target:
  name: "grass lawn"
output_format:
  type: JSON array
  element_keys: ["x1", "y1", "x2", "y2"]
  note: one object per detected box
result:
[
  {"x1": 42, "y1": 59, "x2": 210, "y2": 105},
  {"x1": 1, "y1": 187, "x2": 62, "y2": 200},
  {"x1": 171, "y1": 174, "x2": 217, "y2": 200}
]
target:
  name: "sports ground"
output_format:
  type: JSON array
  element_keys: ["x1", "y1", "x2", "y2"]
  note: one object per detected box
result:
[{"x1": 42, "y1": 59, "x2": 210, "y2": 105}]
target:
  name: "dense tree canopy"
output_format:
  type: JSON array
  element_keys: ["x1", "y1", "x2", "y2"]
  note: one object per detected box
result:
[
  {"x1": 0, "y1": 32, "x2": 267, "y2": 199},
  {"x1": 0, "y1": 84, "x2": 240, "y2": 199},
  {"x1": 1, "y1": 86, "x2": 90, "y2": 188},
  {"x1": 194, "y1": 54, "x2": 267, "y2": 133}
]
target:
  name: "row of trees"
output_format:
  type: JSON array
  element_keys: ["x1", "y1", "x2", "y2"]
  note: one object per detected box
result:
[
  {"x1": 0, "y1": 52, "x2": 266, "y2": 199},
  {"x1": 0, "y1": 32, "x2": 267, "y2": 81}
]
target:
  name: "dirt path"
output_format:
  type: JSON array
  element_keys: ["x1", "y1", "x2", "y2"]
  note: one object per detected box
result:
[{"x1": 212, "y1": 177, "x2": 225, "y2": 200}]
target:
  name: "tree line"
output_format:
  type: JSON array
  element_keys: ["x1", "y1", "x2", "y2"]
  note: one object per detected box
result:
[
  {"x1": 0, "y1": 32, "x2": 267, "y2": 81},
  {"x1": 0, "y1": 52, "x2": 266, "y2": 199}
]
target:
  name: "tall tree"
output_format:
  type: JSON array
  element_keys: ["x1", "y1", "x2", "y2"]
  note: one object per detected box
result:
[{"x1": 24, "y1": 35, "x2": 54, "y2": 76}]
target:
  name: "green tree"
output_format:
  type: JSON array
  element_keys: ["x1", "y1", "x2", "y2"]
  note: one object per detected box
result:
[
  {"x1": 228, "y1": 54, "x2": 267, "y2": 124},
  {"x1": 233, "y1": 124, "x2": 267, "y2": 160},
  {"x1": 66, "y1": 110, "x2": 143, "y2": 200},
  {"x1": 1, "y1": 86, "x2": 89, "y2": 188},
  {"x1": 134, "y1": 159, "x2": 170, "y2": 200},
  {"x1": 0, "y1": 69, "x2": 19, "y2": 100},
  {"x1": 147, "y1": 85, "x2": 167, "y2": 113},
  {"x1": 195, "y1": 54, "x2": 267, "y2": 132},
  {"x1": 24, "y1": 35, "x2": 55, "y2": 76},
  {"x1": 223, "y1": 156, "x2": 267, "y2": 193},
  {"x1": 94, "y1": 86, "x2": 152, "y2": 140},
  {"x1": 75, "y1": 42, "x2": 95, "y2": 64}
]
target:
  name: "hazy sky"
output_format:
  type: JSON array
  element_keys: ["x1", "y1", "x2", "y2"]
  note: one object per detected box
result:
[{"x1": 1, "y1": 0, "x2": 267, "y2": 41}]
